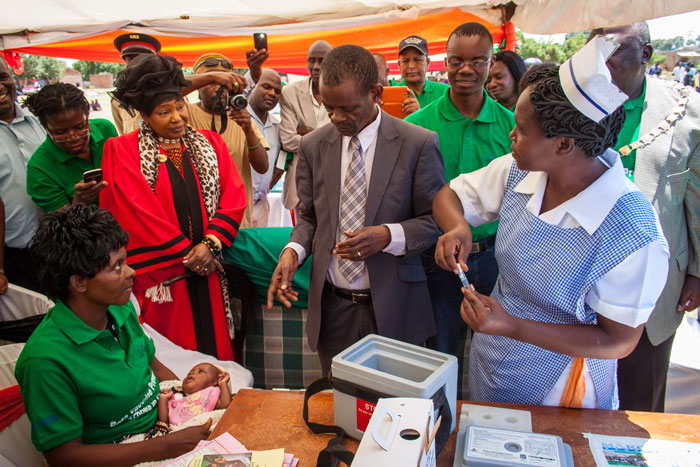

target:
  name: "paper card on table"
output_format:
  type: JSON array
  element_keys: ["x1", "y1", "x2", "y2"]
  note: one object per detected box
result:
[
  {"x1": 251, "y1": 448, "x2": 285, "y2": 467},
  {"x1": 289, "y1": 459, "x2": 299, "y2": 467},
  {"x1": 584, "y1": 433, "x2": 700, "y2": 467},
  {"x1": 188, "y1": 453, "x2": 252, "y2": 467},
  {"x1": 282, "y1": 453, "x2": 294, "y2": 467},
  {"x1": 162, "y1": 432, "x2": 249, "y2": 467}
]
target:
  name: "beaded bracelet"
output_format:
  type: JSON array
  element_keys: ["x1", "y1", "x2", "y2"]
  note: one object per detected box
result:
[
  {"x1": 201, "y1": 237, "x2": 221, "y2": 257},
  {"x1": 153, "y1": 420, "x2": 170, "y2": 435},
  {"x1": 246, "y1": 137, "x2": 262, "y2": 150}
]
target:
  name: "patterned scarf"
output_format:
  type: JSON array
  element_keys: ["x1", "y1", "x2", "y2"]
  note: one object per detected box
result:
[{"x1": 138, "y1": 122, "x2": 238, "y2": 339}]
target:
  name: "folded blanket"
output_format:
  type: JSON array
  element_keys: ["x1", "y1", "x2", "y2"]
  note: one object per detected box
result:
[{"x1": 122, "y1": 380, "x2": 226, "y2": 467}]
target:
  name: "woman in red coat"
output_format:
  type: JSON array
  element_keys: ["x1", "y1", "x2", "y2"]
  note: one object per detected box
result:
[{"x1": 101, "y1": 55, "x2": 246, "y2": 360}]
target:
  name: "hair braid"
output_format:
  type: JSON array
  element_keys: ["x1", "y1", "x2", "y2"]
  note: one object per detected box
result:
[
  {"x1": 22, "y1": 83, "x2": 89, "y2": 127},
  {"x1": 521, "y1": 66, "x2": 626, "y2": 157}
]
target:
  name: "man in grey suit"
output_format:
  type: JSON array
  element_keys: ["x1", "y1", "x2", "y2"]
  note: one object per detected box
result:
[
  {"x1": 279, "y1": 40, "x2": 332, "y2": 210},
  {"x1": 267, "y1": 45, "x2": 445, "y2": 374},
  {"x1": 589, "y1": 23, "x2": 700, "y2": 412}
]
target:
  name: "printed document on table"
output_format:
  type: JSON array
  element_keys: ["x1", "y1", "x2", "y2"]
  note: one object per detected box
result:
[{"x1": 584, "y1": 433, "x2": 700, "y2": 467}]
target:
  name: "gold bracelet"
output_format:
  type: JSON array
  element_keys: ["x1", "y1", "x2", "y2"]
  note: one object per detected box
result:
[{"x1": 246, "y1": 137, "x2": 262, "y2": 150}]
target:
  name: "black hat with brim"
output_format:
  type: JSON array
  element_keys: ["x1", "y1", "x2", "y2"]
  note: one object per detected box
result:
[{"x1": 114, "y1": 33, "x2": 162, "y2": 57}]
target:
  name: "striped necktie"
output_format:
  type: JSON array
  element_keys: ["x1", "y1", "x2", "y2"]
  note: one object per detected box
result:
[{"x1": 338, "y1": 136, "x2": 367, "y2": 283}]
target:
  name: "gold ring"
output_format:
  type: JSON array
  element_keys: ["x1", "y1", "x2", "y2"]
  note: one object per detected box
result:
[
  {"x1": 195, "y1": 266, "x2": 200, "y2": 271},
  {"x1": 233, "y1": 82, "x2": 239, "y2": 88},
  {"x1": 356, "y1": 250, "x2": 361, "y2": 258}
]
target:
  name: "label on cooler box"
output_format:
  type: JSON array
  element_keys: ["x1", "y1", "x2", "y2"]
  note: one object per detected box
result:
[
  {"x1": 356, "y1": 398, "x2": 375, "y2": 432},
  {"x1": 467, "y1": 427, "x2": 561, "y2": 466}
]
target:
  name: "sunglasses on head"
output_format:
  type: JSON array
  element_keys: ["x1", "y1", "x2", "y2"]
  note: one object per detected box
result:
[{"x1": 202, "y1": 57, "x2": 232, "y2": 70}]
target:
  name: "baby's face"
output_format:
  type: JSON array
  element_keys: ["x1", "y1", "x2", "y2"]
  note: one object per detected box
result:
[{"x1": 182, "y1": 363, "x2": 219, "y2": 394}]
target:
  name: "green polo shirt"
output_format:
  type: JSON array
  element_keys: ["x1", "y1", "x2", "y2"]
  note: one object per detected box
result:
[
  {"x1": 613, "y1": 80, "x2": 646, "y2": 181},
  {"x1": 26, "y1": 118, "x2": 117, "y2": 212},
  {"x1": 406, "y1": 90, "x2": 515, "y2": 241},
  {"x1": 15, "y1": 300, "x2": 158, "y2": 452},
  {"x1": 390, "y1": 78, "x2": 450, "y2": 109}
]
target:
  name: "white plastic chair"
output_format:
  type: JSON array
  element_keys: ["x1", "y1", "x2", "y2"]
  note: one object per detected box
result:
[{"x1": 0, "y1": 343, "x2": 44, "y2": 466}]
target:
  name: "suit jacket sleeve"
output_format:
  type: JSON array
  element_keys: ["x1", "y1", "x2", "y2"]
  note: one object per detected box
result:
[
  {"x1": 686, "y1": 121, "x2": 700, "y2": 278},
  {"x1": 288, "y1": 136, "x2": 316, "y2": 256},
  {"x1": 280, "y1": 85, "x2": 302, "y2": 154},
  {"x1": 399, "y1": 131, "x2": 446, "y2": 253}
]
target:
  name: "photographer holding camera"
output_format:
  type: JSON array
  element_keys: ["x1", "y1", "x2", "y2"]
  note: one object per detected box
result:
[{"x1": 186, "y1": 53, "x2": 269, "y2": 229}]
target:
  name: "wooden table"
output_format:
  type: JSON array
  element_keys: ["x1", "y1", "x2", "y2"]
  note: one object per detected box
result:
[{"x1": 210, "y1": 388, "x2": 700, "y2": 466}]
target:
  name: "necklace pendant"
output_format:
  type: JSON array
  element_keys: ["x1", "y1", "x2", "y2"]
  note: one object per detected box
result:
[{"x1": 158, "y1": 154, "x2": 167, "y2": 163}]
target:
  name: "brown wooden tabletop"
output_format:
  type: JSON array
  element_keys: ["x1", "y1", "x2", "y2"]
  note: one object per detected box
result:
[{"x1": 209, "y1": 388, "x2": 700, "y2": 466}]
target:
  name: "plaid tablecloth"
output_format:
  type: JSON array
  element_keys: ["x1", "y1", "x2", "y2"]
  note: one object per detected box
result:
[{"x1": 243, "y1": 303, "x2": 322, "y2": 389}]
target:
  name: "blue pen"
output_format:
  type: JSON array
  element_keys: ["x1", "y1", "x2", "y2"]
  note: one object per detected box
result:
[{"x1": 456, "y1": 263, "x2": 470, "y2": 289}]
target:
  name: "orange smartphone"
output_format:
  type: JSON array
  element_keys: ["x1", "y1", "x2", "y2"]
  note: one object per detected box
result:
[{"x1": 381, "y1": 86, "x2": 410, "y2": 118}]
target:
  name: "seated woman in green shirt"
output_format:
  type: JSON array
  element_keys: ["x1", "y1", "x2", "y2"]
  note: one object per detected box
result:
[
  {"x1": 15, "y1": 205, "x2": 212, "y2": 466},
  {"x1": 23, "y1": 84, "x2": 117, "y2": 212}
]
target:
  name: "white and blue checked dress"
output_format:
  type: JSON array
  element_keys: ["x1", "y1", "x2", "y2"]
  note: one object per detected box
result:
[{"x1": 469, "y1": 160, "x2": 667, "y2": 409}]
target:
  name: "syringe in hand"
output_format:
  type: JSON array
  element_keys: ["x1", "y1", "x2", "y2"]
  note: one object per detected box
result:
[{"x1": 456, "y1": 263, "x2": 470, "y2": 289}]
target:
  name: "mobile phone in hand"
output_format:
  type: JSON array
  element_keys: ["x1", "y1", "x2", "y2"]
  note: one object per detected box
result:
[
  {"x1": 381, "y1": 86, "x2": 410, "y2": 118},
  {"x1": 254, "y1": 32, "x2": 268, "y2": 51},
  {"x1": 83, "y1": 168, "x2": 103, "y2": 184}
]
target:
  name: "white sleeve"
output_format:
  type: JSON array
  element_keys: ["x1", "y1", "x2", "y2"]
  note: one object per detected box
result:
[
  {"x1": 448, "y1": 154, "x2": 513, "y2": 227},
  {"x1": 283, "y1": 242, "x2": 307, "y2": 265},
  {"x1": 243, "y1": 71, "x2": 256, "y2": 99},
  {"x1": 382, "y1": 223, "x2": 406, "y2": 256},
  {"x1": 586, "y1": 239, "x2": 670, "y2": 327}
]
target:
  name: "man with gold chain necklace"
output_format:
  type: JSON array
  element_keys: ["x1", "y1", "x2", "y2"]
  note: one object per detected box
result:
[{"x1": 588, "y1": 23, "x2": 700, "y2": 412}]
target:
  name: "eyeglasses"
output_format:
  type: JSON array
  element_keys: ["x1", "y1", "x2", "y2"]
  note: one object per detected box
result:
[
  {"x1": 446, "y1": 59, "x2": 490, "y2": 71},
  {"x1": 201, "y1": 57, "x2": 232, "y2": 70},
  {"x1": 49, "y1": 123, "x2": 90, "y2": 143}
]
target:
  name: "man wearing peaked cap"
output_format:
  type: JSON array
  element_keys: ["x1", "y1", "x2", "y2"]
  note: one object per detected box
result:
[
  {"x1": 390, "y1": 34, "x2": 449, "y2": 114},
  {"x1": 111, "y1": 33, "x2": 163, "y2": 134},
  {"x1": 114, "y1": 33, "x2": 162, "y2": 65}
]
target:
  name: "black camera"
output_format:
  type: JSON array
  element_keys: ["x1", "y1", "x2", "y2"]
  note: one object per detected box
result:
[{"x1": 228, "y1": 93, "x2": 248, "y2": 110}]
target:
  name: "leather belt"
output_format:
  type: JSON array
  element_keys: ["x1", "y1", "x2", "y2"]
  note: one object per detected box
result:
[
  {"x1": 325, "y1": 282, "x2": 372, "y2": 305},
  {"x1": 471, "y1": 235, "x2": 496, "y2": 253}
]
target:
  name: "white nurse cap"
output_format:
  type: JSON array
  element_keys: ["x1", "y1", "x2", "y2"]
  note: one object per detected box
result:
[{"x1": 559, "y1": 35, "x2": 629, "y2": 123}]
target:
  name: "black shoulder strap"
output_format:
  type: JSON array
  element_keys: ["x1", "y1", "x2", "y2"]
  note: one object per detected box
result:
[
  {"x1": 303, "y1": 377, "x2": 355, "y2": 467},
  {"x1": 210, "y1": 86, "x2": 228, "y2": 134}
]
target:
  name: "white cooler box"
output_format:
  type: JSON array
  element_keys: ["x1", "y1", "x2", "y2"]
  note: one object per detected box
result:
[{"x1": 331, "y1": 334, "x2": 457, "y2": 441}]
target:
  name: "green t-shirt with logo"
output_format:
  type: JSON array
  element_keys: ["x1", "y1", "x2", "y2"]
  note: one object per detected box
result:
[
  {"x1": 406, "y1": 90, "x2": 515, "y2": 241},
  {"x1": 15, "y1": 300, "x2": 158, "y2": 452},
  {"x1": 26, "y1": 118, "x2": 117, "y2": 212},
  {"x1": 613, "y1": 80, "x2": 646, "y2": 181}
]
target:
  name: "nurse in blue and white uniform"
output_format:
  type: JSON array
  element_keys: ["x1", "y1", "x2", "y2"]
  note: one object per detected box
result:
[{"x1": 432, "y1": 37, "x2": 669, "y2": 409}]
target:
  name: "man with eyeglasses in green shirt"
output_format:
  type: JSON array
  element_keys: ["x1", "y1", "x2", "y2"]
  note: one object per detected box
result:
[
  {"x1": 406, "y1": 22, "x2": 514, "y2": 356},
  {"x1": 390, "y1": 35, "x2": 450, "y2": 115}
]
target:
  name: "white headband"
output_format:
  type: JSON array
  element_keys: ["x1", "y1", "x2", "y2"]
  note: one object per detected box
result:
[{"x1": 559, "y1": 35, "x2": 629, "y2": 123}]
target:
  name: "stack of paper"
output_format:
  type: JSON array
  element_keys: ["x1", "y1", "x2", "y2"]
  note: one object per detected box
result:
[{"x1": 160, "y1": 433, "x2": 299, "y2": 467}]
